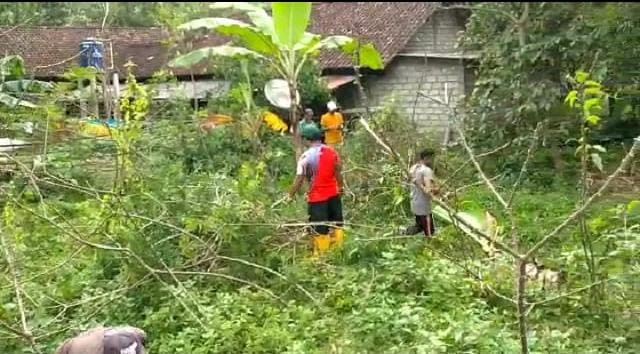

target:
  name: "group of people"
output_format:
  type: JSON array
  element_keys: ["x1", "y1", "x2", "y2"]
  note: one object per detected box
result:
[
  {"x1": 297, "y1": 101, "x2": 345, "y2": 146},
  {"x1": 55, "y1": 101, "x2": 437, "y2": 352},
  {"x1": 288, "y1": 100, "x2": 437, "y2": 257}
]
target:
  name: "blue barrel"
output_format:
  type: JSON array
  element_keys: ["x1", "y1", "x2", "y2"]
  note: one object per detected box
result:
[{"x1": 79, "y1": 39, "x2": 104, "y2": 70}]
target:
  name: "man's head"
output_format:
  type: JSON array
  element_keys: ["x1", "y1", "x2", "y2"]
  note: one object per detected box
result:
[
  {"x1": 327, "y1": 101, "x2": 338, "y2": 113},
  {"x1": 300, "y1": 124, "x2": 323, "y2": 146},
  {"x1": 418, "y1": 148, "x2": 435, "y2": 166},
  {"x1": 304, "y1": 108, "x2": 314, "y2": 121}
]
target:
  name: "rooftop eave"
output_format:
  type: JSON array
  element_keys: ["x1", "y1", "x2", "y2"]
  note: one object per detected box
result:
[{"x1": 397, "y1": 51, "x2": 480, "y2": 59}]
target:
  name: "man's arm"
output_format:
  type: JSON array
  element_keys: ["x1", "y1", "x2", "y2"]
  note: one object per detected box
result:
[
  {"x1": 335, "y1": 159, "x2": 344, "y2": 194},
  {"x1": 289, "y1": 175, "x2": 305, "y2": 199},
  {"x1": 289, "y1": 155, "x2": 306, "y2": 198},
  {"x1": 422, "y1": 169, "x2": 437, "y2": 196}
]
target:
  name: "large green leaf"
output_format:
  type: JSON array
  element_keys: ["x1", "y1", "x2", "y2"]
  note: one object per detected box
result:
[
  {"x1": 0, "y1": 55, "x2": 26, "y2": 79},
  {"x1": 210, "y1": 2, "x2": 275, "y2": 38},
  {"x1": 293, "y1": 32, "x2": 322, "y2": 51},
  {"x1": 0, "y1": 92, "x2": 37, "y2": 108},
  {"x1": 304, "y1": 35, "x2": 354, "y2": 54},
  {"x1": 304, "y1": 36, "x2": 384, "y2": 70},
  {"x1": 358, "y1": 43, "x2": 384, "y2": 70},
  {"x1": 180, "y1": 17, "x2": 277, "y2": 55},
  {"x1": 169, "y1": 45, "x2": 264, "y2": 68},
  {"x1": 271, "y1": 2, "x2": 311, "y2": 49},
  {"x1": 2, "y1": 80, "x2": 54, "y2": 93},
  {"x1": 179, "y1": 17, "x2": 249, "y2": 31}
]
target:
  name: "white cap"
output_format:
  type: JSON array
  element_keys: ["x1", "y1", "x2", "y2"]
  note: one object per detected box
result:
[{"x1": 327, "y1": 101, "x2": 337, "y2": 111}]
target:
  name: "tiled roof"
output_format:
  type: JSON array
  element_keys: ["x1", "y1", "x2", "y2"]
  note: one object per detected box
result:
[
  {"x1": 309, "y1": 2, "x2": 438, "y2": 68},
  {"x1": 0, "y1": 2, "x2": 440, "y2": 78},
  {"x1": 0, "y1": 27, "x2": 168, "y2": 78}
]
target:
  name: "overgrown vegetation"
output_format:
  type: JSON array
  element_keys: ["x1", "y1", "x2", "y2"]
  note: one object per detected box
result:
[{"x1": 0, "y1": 2, "x2": 639, "y2": 354}]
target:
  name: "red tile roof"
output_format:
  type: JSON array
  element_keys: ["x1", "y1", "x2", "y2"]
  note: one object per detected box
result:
[
  {"x1": 0, "y1": 2, "x2": 439, "y2": 79},
  {"x1": 309, "y1": 2, "x2": 438, "y2": 68}
]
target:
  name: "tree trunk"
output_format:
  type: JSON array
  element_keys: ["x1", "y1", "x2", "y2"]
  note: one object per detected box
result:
[
  {"x1": 516, "y1": 258, "x2": 529, "y2": 354},
  {"x1": 289, "y1": 80, "x2": 302, "y2": 158}
]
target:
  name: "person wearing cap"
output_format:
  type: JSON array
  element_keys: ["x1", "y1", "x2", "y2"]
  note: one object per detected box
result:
[
  {"x1": 321, "y1": 101, "x2": 344, "y2": 146},
  {"x1": 298, "y1": 108, "x2": 319, "y2": 134},
  {"x1": 55, "y1": 326, "x2": 147, "y2": 354},
  {"x1": 289, "y1": 124, "x2": 345, "y2": 257}
]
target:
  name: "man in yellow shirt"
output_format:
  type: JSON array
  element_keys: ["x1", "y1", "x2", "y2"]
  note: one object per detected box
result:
[{"x1": 321, "y1": 101, "x2": 344, "y2": 146}]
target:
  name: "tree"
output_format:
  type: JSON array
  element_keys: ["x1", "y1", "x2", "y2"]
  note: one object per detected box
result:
[
  {"x1": 462, "y1": 2, "x2": 640, "y2": 165},
  {"x1": 168, "y1": 2, "x2": 383, "y2": 153}
]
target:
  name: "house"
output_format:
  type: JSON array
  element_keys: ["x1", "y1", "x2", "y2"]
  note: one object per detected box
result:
[
  {"x1": 310, "y1": 2, "x2": 475, "y2": 138},
  {"x1": 0, "y1": 26, "x2": 231, "y2": 102},
  {"x1": 0, "y1": 2, "x2": 473, "y2": 136}
]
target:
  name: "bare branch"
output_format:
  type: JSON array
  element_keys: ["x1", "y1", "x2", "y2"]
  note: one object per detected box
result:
[
  {"x1": 355, "y1": 108, "x2": 521, "y2": 259},
  {"x1": 0, "y1": 224, "x2": 40, "y2": 353},
  {"x1": 525, "y1": 278, "x2": 610, "y2": 317},
  {"x1": 217, "y1": 255, "x2": 318, "y2": 304},
  {"x1": 0, "y1": 246, "x2": 85, "y2": 291},
  {"x1": 508, "y1": 122, "x2": 544, "y2": 207},
  {"x1": 526, "y1": 136, "x2": 640, "y2": 258},
  {"x1": 418, "y1": 90, "x2": 510, "y2": 209},
  {"x1": 0, "y1": 16, "x2": 35, "y2": 38}
]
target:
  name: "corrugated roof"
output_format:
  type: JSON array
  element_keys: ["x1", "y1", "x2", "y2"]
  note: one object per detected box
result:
[{"x1": 0, "y1": 2, "x2": 440, "y2": 78}]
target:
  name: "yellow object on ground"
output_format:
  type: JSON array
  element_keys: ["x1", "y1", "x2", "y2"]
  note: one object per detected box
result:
[
  {"x1": 210, "y1": 114, "x2": 233, "y2": 125},
  {"x1": 330, "y1": 228, "x2": 345, "y2": 249},
  {"x1": 312, "y1": 234, "x2": 331, "y2": 257},
  {"x1": 81, "y1": 123, "x2": 111, "y2": 137},
  {"x1": 263, "y1": 111, "x2": 288, "y2": 133},
  {"x1": 321, "y1": 111, "x2": 344, "y2": 145}
]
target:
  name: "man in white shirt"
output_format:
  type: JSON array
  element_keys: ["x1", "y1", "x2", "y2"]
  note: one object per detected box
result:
[{"x1": 408, "y1": 149, "x2": 437, "y2": 237}]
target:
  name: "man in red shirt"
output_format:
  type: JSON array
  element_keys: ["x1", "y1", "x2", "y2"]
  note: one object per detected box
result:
[{"x1": 289, "y1": 125, "x2": 344, "y2": 257}]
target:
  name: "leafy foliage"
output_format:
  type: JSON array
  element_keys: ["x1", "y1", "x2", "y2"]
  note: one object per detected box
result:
[{"x1": 0, "y1": 3, "x2": 639, "y2": 354}]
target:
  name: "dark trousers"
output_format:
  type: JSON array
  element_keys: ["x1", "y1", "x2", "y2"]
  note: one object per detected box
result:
[
  {"x1": 308, "y1": 195, "x2": 343, "y2": 235},
  {"x1": 413, "y1": 214, "x2": 435, "y2": 237}
]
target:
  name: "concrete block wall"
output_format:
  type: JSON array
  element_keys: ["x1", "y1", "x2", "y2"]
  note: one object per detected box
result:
[
  {"x1": 402, "y1": 9, "x2": 464, "y2": 55},
  {"x1": 361, "y1": 57, "x2": 465, "y2": 136}
]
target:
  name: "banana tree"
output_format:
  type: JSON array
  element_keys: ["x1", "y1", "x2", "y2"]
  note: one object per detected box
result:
[
  {"x1": 169, "y1": 2, "x2": 383, "y2": 153},
  {"x1": 0, "y1": 55, "x2": 51, "y2": 108}
]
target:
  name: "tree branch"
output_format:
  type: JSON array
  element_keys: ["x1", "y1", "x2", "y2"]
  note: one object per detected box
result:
[
  {"x1": 508, "y1": 122, "x2": 544, "y2": 207},
  {"x1": 526, "y1": 136, "x2": 640, "y2": 258}
]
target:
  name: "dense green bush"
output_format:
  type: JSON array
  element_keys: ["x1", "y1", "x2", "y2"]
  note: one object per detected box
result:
[{"x1": 1, "y1": 89, "x2": 638, "y2": 354}]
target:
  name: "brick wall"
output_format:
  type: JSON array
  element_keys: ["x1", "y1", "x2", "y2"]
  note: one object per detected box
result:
[
  {"x1": 361, "y1": 57, "x2": 465, "y2": 137},
  {"x1": 401, "y1": 9, "x2": 464, "y2": 55}
]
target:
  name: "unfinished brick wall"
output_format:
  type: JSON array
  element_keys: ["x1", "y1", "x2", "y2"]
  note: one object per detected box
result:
[
  {"x1": 361, "y1": 57, "x2": 466, "y2": 137},
  {"x1": 401, "y1": 9, "x2": 464, "y2": 55},
  {"x1": 353, "y1": 9, "x2": 470, "y2": 139}
]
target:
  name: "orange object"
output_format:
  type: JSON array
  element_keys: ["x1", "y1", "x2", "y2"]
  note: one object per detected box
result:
[{"x1": 199, "y1": 114, "x2": 233, "y2": 133}]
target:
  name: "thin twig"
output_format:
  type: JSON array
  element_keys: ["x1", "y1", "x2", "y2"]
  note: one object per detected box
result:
[
  {"x1": 508, "y1": 122, "x2": 544, "y2": 207},
  {"x1": 216, "y1": 255, "x2": 318, "y2": 304},
  {"x1": 526, "y1": 137, "x2": 640, "y2": 258},
  {"x1": 0, "y1": 16, "x2": 34, "y2": 38},
  {"x1": 418, "y1": 91, "x2": 509, "y2": 209},
  {"x1": 0, "y1": 224, "x2": 39, "y2": 352},
  {"x1": 524, "y1": 278, "x2": 612, "y2": 317}
]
